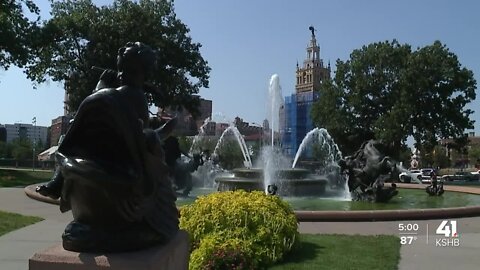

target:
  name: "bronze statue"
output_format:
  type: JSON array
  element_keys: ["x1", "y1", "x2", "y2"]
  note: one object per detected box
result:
[
  {"x1": 339, "y1": 140, "x2": 399, "y2": 202},
  {"x1": 37, "y1": 42, "x2": 179, "y2": 252},
  {"x1": 162, "y1": 136, "x2": 204, "y2": 197},
  {"x1": 426, "y1": 171, "x2": 444, "y2": 196},
  {"x1": 309, "y1": 25, "x2": 315, "y2": 37}
]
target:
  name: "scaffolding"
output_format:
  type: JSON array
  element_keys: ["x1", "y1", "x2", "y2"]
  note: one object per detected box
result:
[{"x1": 280, "y1": 91, "x2": 319, "y2": 158}]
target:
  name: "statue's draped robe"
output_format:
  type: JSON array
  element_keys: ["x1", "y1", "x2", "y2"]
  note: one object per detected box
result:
[{"x1": 57, "y1": 86, "x2": 178, "y2": 249}]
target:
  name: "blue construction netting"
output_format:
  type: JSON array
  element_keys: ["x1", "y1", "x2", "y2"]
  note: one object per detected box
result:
[{"x1": 280, "y1": 91, "x2": 319, "y2": 158}]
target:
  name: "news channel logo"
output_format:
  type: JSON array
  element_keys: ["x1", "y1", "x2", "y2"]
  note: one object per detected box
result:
[{"x1": 434, "y1": 220, "x2": 459, "y2": 247}]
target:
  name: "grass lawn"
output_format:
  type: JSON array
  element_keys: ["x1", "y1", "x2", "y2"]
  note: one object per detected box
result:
[
  {"x1": 270, "y1": 234, "x2": 400, "y2": 270},
  {"x1": 0, "y1": 210, "x2": 43, "y2": 237},
  {"x1": 0, "y1": 168, "x2": 53, "y2": 187}
]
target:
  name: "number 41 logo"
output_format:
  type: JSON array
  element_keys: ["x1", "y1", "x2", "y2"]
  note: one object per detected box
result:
[{"x1": 436, "y1": 220, "x2": 458, "y2": 237}]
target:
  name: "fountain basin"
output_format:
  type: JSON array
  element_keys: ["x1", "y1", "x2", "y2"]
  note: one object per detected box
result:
[
  {"x1": 215, "y1": 168, "x2": 328, "y2": 196},
  {"x1": 26, "y1": 183, "x2": 480, "y2": 221},
  {"x1": 232, "y1": 168, "x2": 311, "y2": 179}
]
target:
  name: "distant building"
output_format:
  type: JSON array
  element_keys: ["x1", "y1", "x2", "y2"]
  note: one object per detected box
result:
[
  {"x1": 280, "y1": 26, "x2": 331, "y2": 157},
  {"x1": 159, "y1": 97, "x2": 212, "y2": 136},
  {"x1": 5, "y1": 123, "x2": 48, "y2": 145},
  {"x1": 439, "y1": 132, "x2": 480, "y2": 168},
  {"x1": 203, "y1": 121, "x2": 216, "y2": 136},
  {"x1": 234, "y1": 117, "x2": 264, "y2": 137},
  {"x1": 196, "y1": 98, "x2": 213, "y2": 128},
  {"x1": 215, "y1": 122, "x2": 230, "y2": 136},
  {"x1": 0, "y1": 125, "x2": 6, "y2": 142},
  {"x1": 50, "y1": 116, "x2": 72, "y2": 146}
]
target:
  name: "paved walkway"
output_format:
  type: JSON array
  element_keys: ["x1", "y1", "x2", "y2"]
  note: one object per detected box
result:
[{"x1": 1, "y1": 187, "x2": 480, "y2": 269}]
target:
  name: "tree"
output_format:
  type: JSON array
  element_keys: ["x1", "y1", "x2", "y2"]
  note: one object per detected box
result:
[
  {"x1": 312, "y1": 40, "x2": 476, "y2": 157},
  {"x1": 432, "y1": 145, "x2": 450, "y2": 169},
  {"x1": 0, "y1": 0, "x2": 40, "y2": 71},
  {"x1": 34, "y1": 139, "x2": 45, "y2": 153},
  {"x1": 177, "y1": 136, "x2": 193, "y2": 155},
  {"x1": 189, "y1": 135, "x2": 217, "y2": 155},
  {"x1": 0, "y1": 141, "x2": 12, "y2": 158},
  {"x1": 215, "y1": 140, "x2": 244, "y2": 170},
  {"x1": 26, "y1": 0, "x2": 210, "y2": 116},
  {"x1": 10, "y1": 138, "x2": 32, "y2": 161},
  {"x1": 468, "y1": 145, "x2": 480, "y2": 168}
]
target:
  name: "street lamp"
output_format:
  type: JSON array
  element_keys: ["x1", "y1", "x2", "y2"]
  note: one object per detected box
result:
[{"x1": 32, "y1": 117, "x2": 36, "y2": 171}]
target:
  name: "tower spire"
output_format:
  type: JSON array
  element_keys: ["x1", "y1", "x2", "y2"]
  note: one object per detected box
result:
[{"x1": 295, "y1": 25, "x2": 329, "y2": 93}]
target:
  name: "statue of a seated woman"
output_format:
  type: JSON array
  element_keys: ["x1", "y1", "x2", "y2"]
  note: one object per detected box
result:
[{"x1": 37, "y1": 42, "x2": 179, "y2": 252}]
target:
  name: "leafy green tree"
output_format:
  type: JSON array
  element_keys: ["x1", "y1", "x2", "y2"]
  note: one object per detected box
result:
[
  {"x1": 177, "y1": 136, "x2": 193, "y2": 155},
  {"x1": 248, "y1": 140, "x2": 262, "y2": 164},
  {"x1": 407, "y1": 42, "x2": 476, "y2": 151},
  {"x1": 190, "y1": 136, "x2": 217, "y2": 155},
  {"x1": 10, "y1": 138, "x2": 33, "y2": 161},
  {"x1": 432, "y1": 145, "x2": 450, "y2": 169},
  {"x1": 0, "y1": 141, "x2": 12, "y2": 158},
  {"x1": 312, "y1": 40, "x2": 476, "y2": 157},
  {"x1": 26, "y1": 0, "x2": 210, "y2": 115},
  {"x1": 34, "y1": 139, "x2": 45, "y2": 153},
  {"x1": 392, "y1": 145, "x2": 413, "y2": 169},
  {"x1": 0, "y1": 0, "x2": 40, "y2": 71},
  {"x1": 468, "y1": 145, "x2": 480, "y2": 168},
  {"x1": 215, "y1": 140, "x2": 244, "y2": 170}
]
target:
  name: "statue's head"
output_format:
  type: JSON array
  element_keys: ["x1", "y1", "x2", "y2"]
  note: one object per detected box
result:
[{"x1": 117, "y1": 42, "x2": 156, "y2": 84}]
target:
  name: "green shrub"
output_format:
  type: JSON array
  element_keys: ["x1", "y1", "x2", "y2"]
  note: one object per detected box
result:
[
  {"x1": 180, "y1": 190, "x2": 299, "y2": 268},
  {"x1": 190, "y1": 234, "x2": 255, "y2": 270}
]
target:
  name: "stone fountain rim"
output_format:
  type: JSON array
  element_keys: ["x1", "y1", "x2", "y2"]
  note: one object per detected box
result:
[
  {"x1": 214, "y1": 177, "x2": 328, "y2": 183},
  {"x1": 232, "y1": 168, "x2": 311, "y2": 171},
  {"x1": 25, "y1": 183, "x2": 480, "y2": 222}
]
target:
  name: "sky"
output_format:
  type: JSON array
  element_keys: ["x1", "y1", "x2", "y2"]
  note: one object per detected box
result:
[{"x1": 1, "y1": 0, "x2": 479, "y2": 134}]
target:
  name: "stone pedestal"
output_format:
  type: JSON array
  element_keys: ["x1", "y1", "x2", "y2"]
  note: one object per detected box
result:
[{"x1": 29, "y1": 230, "x2": 189, "y2": 270}]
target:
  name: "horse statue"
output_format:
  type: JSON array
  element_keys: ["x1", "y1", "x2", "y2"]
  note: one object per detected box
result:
[{"x1": 339, "y1": 140, "x2": 399, "y2": 202}]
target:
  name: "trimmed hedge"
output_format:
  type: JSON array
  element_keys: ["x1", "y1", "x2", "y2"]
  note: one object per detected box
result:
[{"x1": 180, "y1": 190, "x2": 299, "y2": 269}]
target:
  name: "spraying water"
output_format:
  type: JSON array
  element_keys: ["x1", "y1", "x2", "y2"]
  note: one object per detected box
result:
[
  {"x1": 267, "y1": 74, "x2": 284, "y2": 146},
  {"x1": 213, "y1": 125, "x2": 252, "y2": 168},
  {"x1": 262, "y1": 74, "x2": 285, "y2": 193},
  {"x1": 292, "y1": 127, "x2": 342, "y2": 169},
  {"x1": 189, "y1": 117, "x2": 212, "y2": 155},
  {"x1": 291, "y1": 127, "x2": 349, "y2": 199}
]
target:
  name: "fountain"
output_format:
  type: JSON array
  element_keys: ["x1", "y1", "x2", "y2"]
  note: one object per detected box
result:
[
  {"x1": 213, "y1": 124, "x2": 252, "y2": 168},
  {"x1": 214, "y1": 74, "x2": 333, "y2": 196},
  {"x1": 189, "y1": 117, "x2": 212, "y2": 156},
  {"x1": 292, "y1": 127, "x2": 342, "y2": 169}
]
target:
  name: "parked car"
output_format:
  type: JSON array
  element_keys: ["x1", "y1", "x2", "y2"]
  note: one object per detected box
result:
[
  {"x1": 399, "y1": 169, "x2": 422, "y2": 184},
  {"x1": 442, "y1": 171, "x2": 479, "y2": 182},
  {"x1": 471, "y1": 170, "x2": 480, "y2": 176}
]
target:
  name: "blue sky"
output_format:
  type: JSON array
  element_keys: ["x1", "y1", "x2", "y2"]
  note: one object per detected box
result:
[{"x1": 1, "y1": 0, "x2": 479, "y2": 134}]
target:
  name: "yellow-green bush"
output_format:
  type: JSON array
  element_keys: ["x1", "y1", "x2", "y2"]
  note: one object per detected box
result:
[
  {"x1": 190, "y1": 234, "x2": 255, "y2": 270},
  {"x1": 180, "y1": 190, "x2": 299, "y2": 269}
]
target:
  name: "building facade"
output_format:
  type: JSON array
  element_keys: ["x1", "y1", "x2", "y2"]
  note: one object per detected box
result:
[
  {"x1": 439, "y1": 132, "x2": 480, "y2": 168},
  {"x1": 50, "y1": 116, "x2": 72, "y2": 146},
  {"x1": 0, "y1": 125, "x2": 6, "y2": 142},
  {"x1": 158, "y1": 97, "x2": 212, "y2": 136},
  {"x1": 5, "y1": 123, "x2": 48, "y2": 145},
  {"x1": 196, "y1": 98, "x2": 213, "y2": 129},
  {"x1": 280, "y1": 27, "x2": 331, "y2": 157}
]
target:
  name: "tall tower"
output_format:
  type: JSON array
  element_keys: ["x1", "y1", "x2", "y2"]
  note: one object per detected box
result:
[
  {"x1": 280, "y1": 26, "x2": 331, "y2": 158},
  {"x1": 295, "y1": 26, "x2": 330, "y2": 93}
]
